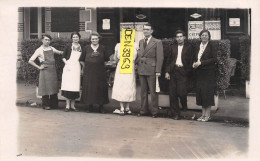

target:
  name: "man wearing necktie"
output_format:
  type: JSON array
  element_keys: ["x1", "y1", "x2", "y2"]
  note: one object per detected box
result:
[
  {"x1": 165, "y1": 30, "x2": 193, "y2": 120},
  {"x1": 136, "y1": 23, "x2": 164, "y2": 118}
]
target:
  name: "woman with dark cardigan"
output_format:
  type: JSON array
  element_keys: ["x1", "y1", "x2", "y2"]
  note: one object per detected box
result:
[
  {"x1": 192, "y1": 30, "x2": 217, "y2": 122},
  {"x1": 61, "y1": 32, "x2": 84, "y2": 112},
  {"x1": 80, "y1": 32, "x2": 109, "y2": 113}
]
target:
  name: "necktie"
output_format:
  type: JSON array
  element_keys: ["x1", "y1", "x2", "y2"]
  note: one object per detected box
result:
[{"x1": 143, "y1": 38, "x2": 148, "y2": 49}]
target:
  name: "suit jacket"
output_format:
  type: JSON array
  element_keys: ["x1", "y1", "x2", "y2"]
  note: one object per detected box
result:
[
  {"x1": 192, "y1": 41, "x2": 217, "y2": 70},
  {"x1": 165, "y1": 42, "x2": 193, "y2": 74},
  {"x1": 137, "y1": 37, "x2": 164, "y2": 75}
]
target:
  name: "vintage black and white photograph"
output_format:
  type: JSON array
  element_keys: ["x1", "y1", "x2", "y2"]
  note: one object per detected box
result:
[{"x1": 1, "y1": 0, "x2": 260, "y2": 161}]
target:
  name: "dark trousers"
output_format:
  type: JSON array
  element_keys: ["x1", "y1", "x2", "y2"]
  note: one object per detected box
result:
[
  {"x1": 42, "y1": 94, "x2": 58, "y2": 109},
  {"x1": 169, "y1": 67, "x2": 188, "y2": 115},
  {"x1": 139, "y1": 75, "x2": 158, "y2": 115}
]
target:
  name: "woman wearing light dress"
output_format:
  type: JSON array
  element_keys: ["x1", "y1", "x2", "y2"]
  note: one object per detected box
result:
[
  {"x1": 61, "y1": 32, "x2": 83, "y2": 112},
  {"x1": 111, "y1": 42, "x2": 139, "y2": 115}
]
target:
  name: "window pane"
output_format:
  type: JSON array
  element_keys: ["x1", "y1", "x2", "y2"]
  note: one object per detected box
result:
[
  {"x1": 30, "y1": 7, "x2": 38, "y2": 33},
  {"x1": 51, "y1": 8, "x2": 79, "y2": 32}
]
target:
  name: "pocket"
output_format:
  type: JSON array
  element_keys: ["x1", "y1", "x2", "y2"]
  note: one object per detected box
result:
[{"x1": 151, "y1": 62, "x2": 156, "y2": 67}]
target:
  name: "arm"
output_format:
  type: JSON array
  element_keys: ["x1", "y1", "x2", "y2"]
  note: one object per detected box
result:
[
  {"x1": 155, "y1": 40, "x2": 164, "y2": 76},
  {"x1": 62, "y1": 45, "x2": 69, "y2": 65},
  {"x1": 200, "y1": 43, "x2": 217, "y2": 66},
  {"x1": 28, "y1": 49, "x2": 46, "y2": 70},
  {"x1": 51, "y1": 47, "x2": 63, "y2": 55},
  {"x1": 165, "y1": 46, "x2": 173, "y2": 80}
]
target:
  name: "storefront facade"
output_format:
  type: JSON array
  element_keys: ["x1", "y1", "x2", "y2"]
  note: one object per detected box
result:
[{"x1": 18, "y1": 7, "x2": 250, "y2": 85}]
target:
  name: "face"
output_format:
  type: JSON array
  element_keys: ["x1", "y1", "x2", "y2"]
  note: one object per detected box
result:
[
  {"x1": 200, "y1": 32, "x2": 210, "y2": 42},
  {"x1": 42, "y1": 36, "x2": 51, "y2": 46},
  {"x1": 72, "y1": 34, "x2": 80, "y2": 43},
  {"x1": 176, "y1": 33, "x2": 185, "y2": 45},
  {"x1": 91, "y1": 35, "x2": 99, "y2": 45},
  {"x1": 143, "y1": 25, "x2": 153, "y2": 38}
]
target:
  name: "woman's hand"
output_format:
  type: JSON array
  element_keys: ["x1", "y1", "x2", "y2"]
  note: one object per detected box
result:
[
  {"x1": 193, "y1": 61, "x2": 201, "y2": 68},
  {"x1": 39, "y1": 64, "x2": 47, "y2": 70},
  {"x1": 165, "y1": 72, "x2": 170, "y2": 80}
]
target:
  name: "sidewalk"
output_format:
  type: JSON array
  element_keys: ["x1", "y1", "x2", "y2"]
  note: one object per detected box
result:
[{"x1": 16, "y1": 81, "x2": 249, "y2": 123}]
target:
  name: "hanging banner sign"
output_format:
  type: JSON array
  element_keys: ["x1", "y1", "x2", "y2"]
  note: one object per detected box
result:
[{"x1": 120, "y1": 29, "x2": 136, "y2": 74}]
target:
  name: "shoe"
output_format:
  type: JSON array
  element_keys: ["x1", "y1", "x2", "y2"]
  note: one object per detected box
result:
[
  {"x1": 201, "y1": 116, "x2": 211, "y2": 122},
  {"x1": 125, "y1": 109, "x2": 132, "y2": 115},
  {"x1": 173, "y1": 115, "x2": 180, "y2": 120},
  {"x1": 71, "y1": 107, "x2": 79, "y2": 112},
  {"x1": 119, "y1": 110, "x2": 125, "y2": 116},
  {"x1": 152, "y1": 114, "x2": 157, "y2": 118},
  {"x1": 197, "y1": 116, "x2": 204, "y2": 121},
  {"x1": 44, "y1": 106, "x2": 51, "y2": 110},
  {"x1": 64, "y1": 108, "x2": 69, "y2": 112},
  {"x1": 99, "y1": 105, "x2": 105, "y2": 114}
]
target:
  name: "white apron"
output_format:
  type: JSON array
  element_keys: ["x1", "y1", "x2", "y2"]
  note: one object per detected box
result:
[{"x1": 61, "y1": 50, "x2": 81, "y2": 92}]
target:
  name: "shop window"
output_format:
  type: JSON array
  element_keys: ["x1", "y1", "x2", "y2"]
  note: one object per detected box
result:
[{"x1": 51, "y1": 8, "x2": 79, "y2": 32}]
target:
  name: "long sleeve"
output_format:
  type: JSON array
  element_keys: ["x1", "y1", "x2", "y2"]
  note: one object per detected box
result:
[
  {"x1": 200, "y1": 42, "x2": 217, "y2": 67},
  {"x1": 155, "y1": 40, "x2": 164, "y2": 73},
  {"x1": 165, "y1": 46, "x2": 173, "y2": 73},
  {"x1": 79, "y1": 46, "x2": 87, "y2": 62}
]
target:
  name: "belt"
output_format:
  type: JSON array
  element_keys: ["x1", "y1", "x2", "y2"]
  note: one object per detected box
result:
[{"x1": 175, "y1": 64, "x2": 183, "y2": 68}]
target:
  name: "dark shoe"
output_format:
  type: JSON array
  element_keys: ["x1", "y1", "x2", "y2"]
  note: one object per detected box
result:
[
  {"x1": 152, "y1": 114, "x2": 157, "y2": 118},
  {"x1": 182, "y1": 107, "x2": 187, "y2": 112},
  {"x1": 44, "y1": 106, "x2": 51, "y2": 110},
  {"x1": 64, "y1": 108, "x2": 69, "y2": 112},
  {"x1": 99, "y1": 105, "x2": 105, "y2": 114},
  {"x1": 173, "y1": 115, "x2": 181, "y2": 120}
]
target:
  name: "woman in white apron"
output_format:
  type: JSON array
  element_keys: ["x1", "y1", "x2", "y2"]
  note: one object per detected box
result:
[
  {"x1": 61, "y1": 32, "x2": 83, "y2": 112},
  {"x1": 28, "y1": 34, "x2": 63, "y2": 110}
]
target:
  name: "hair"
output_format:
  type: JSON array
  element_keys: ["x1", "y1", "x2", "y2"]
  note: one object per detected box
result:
[
  {"x1": 175, "y1": 30, "x2": 186, "y2": 37},
  {"x1": 89, "y1": 31, "x2": 102, "y2": 41},
  {"x1": 70, "y1": 32, "x2": 81, "y2": 39},
  {"x1": 42, "y1": 34, "x2": 52, "y2": 40},
  {"x1": 144, "y1": 23, "x2": 153, "y2": 30},
  {"x1": 199, "y1": 29, "x2": 211, "y2": 40}
]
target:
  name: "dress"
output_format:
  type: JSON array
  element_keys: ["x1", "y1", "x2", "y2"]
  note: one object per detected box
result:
[
  {"x1": 61, "y1": 45, "x2": 82, "y2": 99},
  {"x1": 80, "y1": 44, "x2": 109, "y2": 105},
  {"x1": 111, "y1": 43, "x2": 138, "y2": 102},
  {"x1": 193, "y1": 41, "x2": 217, "y2": 106}
]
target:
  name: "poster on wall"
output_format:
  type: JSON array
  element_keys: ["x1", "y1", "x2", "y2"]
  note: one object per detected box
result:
[
  {"x1": 205, "y1": 20, "x2": 221, "y2": 40},
  {"x1": 188, "y1": 21, "x2": 204, "y2": 39},
  {"x1": 188, "y1": 20, "x2": 221, "y2": 40}
]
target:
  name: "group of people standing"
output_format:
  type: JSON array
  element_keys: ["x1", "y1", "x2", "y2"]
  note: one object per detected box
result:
[{"x1": 29, "y1": 23, "x2": 217, "y2": 122}]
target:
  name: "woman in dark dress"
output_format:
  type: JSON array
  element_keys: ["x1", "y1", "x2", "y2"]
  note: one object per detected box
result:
[
  {"x1": 192, "y1": 30, "x2": 217, "y2": 122},
  {"x1": 80, "y1": 32, "x2": 109, "y2": 113}
]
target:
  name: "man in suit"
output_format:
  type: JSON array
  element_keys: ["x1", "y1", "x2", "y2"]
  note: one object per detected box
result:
[
  {"x1": 165, "y1": 30, "x2": 193, "y2": 120},
  {"x1": 137, "y1": 23, "x2": 164, "y2": 118}
]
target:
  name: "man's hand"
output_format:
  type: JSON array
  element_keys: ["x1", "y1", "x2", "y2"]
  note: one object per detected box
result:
[
  {"x1": 156, "y1": 73, "x2": 161, "y2": 77},
  {"x1": 165, "y1": 72, "x2": 170, "y2": 80}
]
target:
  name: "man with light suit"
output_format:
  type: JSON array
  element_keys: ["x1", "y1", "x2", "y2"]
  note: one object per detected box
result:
[{"x1": 136, "y1": 23, "x2": 164, "y2": 118}]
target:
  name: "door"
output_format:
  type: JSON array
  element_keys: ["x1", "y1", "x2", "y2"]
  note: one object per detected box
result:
[{"x1": 97, "y1": 8, "x2": 120, "y2": 56}]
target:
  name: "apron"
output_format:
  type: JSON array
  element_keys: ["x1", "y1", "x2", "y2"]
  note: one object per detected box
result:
[
  {"x1": 38, "y1": 49, "x2": 59, "y2": 96},
  {"x1": 61, "y1": 50, "x2": 81, "y2": 91}
]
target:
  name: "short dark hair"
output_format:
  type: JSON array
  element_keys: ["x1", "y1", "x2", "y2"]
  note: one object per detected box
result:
[
  {"x1": 199, "y1": 29, "x2": 211, "y2": 40},
  {"x1": 175, "y1": 30, "x2": 186, "y2": 37},
  {"x1": 89, "y1": 31, "x2": 102, "y2": 41},
  {"x1": 144, "y1": 23, "x2": 153, "y2": 30},
  {"x1": 71, "y1": 32, "x2": 81, "y2": 39},
  {"x1": 42, "y1": 34, "x2": 52, "y2": 40}
]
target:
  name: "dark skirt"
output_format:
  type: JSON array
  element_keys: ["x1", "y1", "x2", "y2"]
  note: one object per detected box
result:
[
  {"x1": 195, "y1": 68, "x2": 216, "y2": 107},
  {"x1": 61, "y1": 90, "x2": 80, "y2": 99}
]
